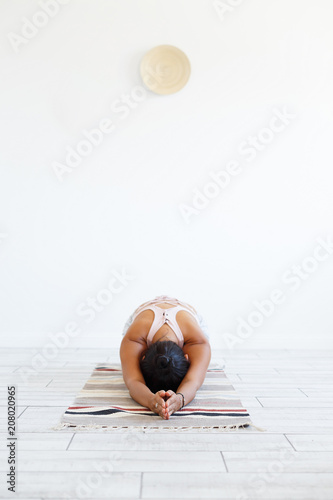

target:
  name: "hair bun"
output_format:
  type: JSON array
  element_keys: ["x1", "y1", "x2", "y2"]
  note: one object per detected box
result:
[{"x1": 156, "y1": 354, "x2": 170, "y2": 369}]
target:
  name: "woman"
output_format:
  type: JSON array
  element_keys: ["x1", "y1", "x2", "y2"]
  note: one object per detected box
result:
[{"x1": 120, "y1": 295, "x2": 211, "y2": 420}]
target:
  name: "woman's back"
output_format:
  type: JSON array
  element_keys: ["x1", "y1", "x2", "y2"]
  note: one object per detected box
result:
[{"x1": 122, "y1": 295, "x2": 209, "y2": 347}]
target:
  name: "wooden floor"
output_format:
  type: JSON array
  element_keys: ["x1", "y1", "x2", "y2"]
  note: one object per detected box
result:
[{"x1": 1, "y1": 348, "x2": 333, "y2": 499}]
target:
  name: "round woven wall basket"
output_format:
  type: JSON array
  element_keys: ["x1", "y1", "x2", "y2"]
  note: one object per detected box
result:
[{"x1": 140, "y1": 45, "x2": 191, "y2": 95}]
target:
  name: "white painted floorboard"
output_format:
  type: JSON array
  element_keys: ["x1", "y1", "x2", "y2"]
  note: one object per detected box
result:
[{"x1": 0, "y1": 348, "x2": 332, "y2": 499}]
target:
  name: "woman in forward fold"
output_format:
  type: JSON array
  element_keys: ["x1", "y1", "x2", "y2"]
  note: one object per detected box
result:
[{"x1": 120, "y1": 295, "x2": 211, "y2": 420}]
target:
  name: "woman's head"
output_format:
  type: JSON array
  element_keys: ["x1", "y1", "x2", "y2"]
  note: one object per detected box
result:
[{"x1": 139, "y1": 340, "x2": 190, "y2": 393}]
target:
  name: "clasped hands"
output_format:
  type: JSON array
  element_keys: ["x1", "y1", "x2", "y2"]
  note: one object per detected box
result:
[{"x1": 150, "y1": 390, "x2": 183, "y2": 419}]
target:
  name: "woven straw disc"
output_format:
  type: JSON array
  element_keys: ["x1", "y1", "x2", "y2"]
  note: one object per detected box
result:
[{"x1": 140, "y1": 45, "x2": 191, "y2": 95}]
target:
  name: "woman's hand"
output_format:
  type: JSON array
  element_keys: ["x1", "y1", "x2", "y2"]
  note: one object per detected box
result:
[
  {"x1": 164, "y1": 390, "x2": 183, "y2": 418},
  {"x1": 149, "y1": 390, "x2": 169, "y2": 419},
  {"x1": 150, "y1": 390, "x2": 183, "y2": 419}
]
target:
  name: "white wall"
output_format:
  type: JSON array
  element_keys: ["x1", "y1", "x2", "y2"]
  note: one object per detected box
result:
[{"x1": 1, "y1": 0, "x2": 333, "y2": 351}]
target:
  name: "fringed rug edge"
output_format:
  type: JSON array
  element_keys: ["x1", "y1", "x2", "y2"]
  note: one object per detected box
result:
[{"x1": 51, "y1": 421, "x2": 263, "y2": 432}]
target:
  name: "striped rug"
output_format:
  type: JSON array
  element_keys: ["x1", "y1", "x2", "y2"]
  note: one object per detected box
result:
[{"x1": 54, "y1": 362, "x2": 252, "y2": 432}]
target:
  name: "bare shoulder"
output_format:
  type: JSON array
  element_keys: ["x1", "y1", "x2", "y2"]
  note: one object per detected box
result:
[
  {"x1": 177, "y1": 310, "x2": 210, "y2": 345},
  {"x1": 121, "y1": 310, "x2": 153, "y2": 344}
]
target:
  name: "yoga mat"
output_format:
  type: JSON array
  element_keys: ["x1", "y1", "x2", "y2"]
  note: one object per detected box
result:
[{"x1": 53, "y1": 362, "x2": 253, "y2": 432}]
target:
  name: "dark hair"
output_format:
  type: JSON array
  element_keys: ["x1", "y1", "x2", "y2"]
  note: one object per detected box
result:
[{"x1": 139, "y1": 340, "x2": 190, "y2": 393}]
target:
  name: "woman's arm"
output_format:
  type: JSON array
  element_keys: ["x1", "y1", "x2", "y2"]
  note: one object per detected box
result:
[
  {"x1": 126, "y1": 378, "x2": 153, "y2": 408},
  {"x1": 179, "y1": 341, "x2": 211, "y2": 400},
  {"x1": 120, "y1": 331, "x2": 169, "y2": 418},
  {"x1": 165, "y1": 337, "x2": 211, "y2": 416},
  {"x1": 120, "y1": 333, "x2": 151, "y2": 405}
]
